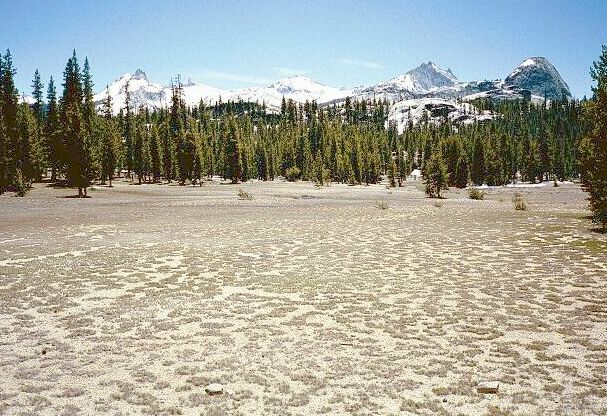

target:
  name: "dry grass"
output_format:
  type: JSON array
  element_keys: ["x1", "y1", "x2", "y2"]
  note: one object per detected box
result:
[
  {"x1": 513, "y1": 192, "x2": 528, "y2": 210},
  {"x1": 375, "y1": 200, "x2": 389, "y2": 210},
  {"x1": 237, "y1": 188, "x2": 253, "y2": 200}
]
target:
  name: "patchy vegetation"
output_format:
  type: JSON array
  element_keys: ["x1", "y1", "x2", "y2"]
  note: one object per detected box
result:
[
  {"x1": 468, "y1": 187, "x2": 485, "y2": 200},
  {"x1": 513, "y1": 192, "x2": 528, "y2": 211},
  {"x1": 1, "y1": 180, "x2": 605, "y2": 415}
]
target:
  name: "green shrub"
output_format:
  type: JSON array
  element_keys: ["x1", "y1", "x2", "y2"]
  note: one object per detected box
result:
[
  {"x1": 285, "y1": 167, "x2": 302, "y2": 182},
  {"x1": 314, "y1": 168, "x2": 331, "y2": 187},
  {"x1": 468, "y1": 187, "x2": 485, "y2": 200}
]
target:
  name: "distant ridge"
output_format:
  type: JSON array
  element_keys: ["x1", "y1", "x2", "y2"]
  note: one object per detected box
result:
[{"x1": 89, "y1": 57, "x2": 571, "y2": 116}]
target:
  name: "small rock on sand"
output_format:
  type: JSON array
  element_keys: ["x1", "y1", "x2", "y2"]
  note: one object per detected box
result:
[
  {"x1": 477, "y1": 381, "x2": 499, "y2": 394},
  {"x1": 205, "y1": 383, "x2": 224, "y2": 395}
]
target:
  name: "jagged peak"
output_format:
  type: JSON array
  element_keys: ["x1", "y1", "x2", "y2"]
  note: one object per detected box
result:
[
  {"x1": 412, "y1": 61, "x2": 442, "y2": 71},
  {"x1": 132, "y1": 69, "x2": 147, "y2": 80},
  {"x1": 406, "y1": 61, "x2": 458, "y2": 82}
]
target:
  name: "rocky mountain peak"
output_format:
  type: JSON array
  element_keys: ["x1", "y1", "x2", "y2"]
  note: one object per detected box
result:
[{"x1": 504, "y1": 57, "x2": 571, "y2": 100}]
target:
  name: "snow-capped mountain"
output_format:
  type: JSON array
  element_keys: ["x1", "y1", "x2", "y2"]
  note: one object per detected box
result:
[
  {"x1": 232, "y1": 76, "x2": 352, "y2": 111},
  {"x1": 93, "y1": 57, "x2": 572, "y2": 116},
  {"x1": 355, "y1": 57, "x2": 571, "y2": 103},
  {"x1": 404, "y1": 61, "x2": 459, "y2": 91},
  {"x1": 93, "y1": 70, "x2": 232, "y2": 115},
  {"x1": 18, "y1": 94, "x2": 37, "y2": 105},
  {"x1": 93, "y1": 69, "x2": 168, "y2": 114},
  {"x1": 94, "y1": 73, "x2": 350, "y2": 114},
  {"x1": 352, "y1": 61, "x2": 462, "y2": 101},
  {"x1": 181, "y1": 78, "x2": 227, "y2": 108},
  {"x1": 503, "y1": 57, "x2": 571, "y2": 100}
]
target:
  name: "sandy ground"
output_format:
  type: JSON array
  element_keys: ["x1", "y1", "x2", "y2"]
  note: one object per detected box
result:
[{"x1": 0, "y1": 178, "x2": 605, "y2": 416}]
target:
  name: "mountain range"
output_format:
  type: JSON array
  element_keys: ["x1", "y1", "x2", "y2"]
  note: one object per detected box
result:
[
  {"x1": 92, "y1": 71, "x2": 353, "y2": 115},
  {"x1": 92, "y1": 56, "x2": 571, "y2": 116},
  {"x1": 86, "y1": 57, "x2": 572, "y2": 132}
]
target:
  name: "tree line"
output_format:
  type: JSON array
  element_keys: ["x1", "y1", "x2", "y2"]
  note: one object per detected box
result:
[{"x1": 0, "y1": 48, "x2": 605, "y2": 228}]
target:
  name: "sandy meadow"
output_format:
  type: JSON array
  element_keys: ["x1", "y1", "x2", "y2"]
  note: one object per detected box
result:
[{"x1": 0, "y1": 179, "x2": 605, "y2": 416}]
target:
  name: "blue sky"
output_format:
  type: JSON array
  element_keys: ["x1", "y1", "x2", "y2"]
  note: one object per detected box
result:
[{"x1": 1, "y1": 0, "x2": 606, "y2": 98}]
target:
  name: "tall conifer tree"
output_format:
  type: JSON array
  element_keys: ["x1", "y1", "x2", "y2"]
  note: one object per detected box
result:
[{"x1": 580, "y1": 45, "x2": 607, "y2": 230}]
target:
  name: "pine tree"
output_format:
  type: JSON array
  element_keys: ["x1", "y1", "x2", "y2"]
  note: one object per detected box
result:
[
  {"x1": 60, "y1": 50, "x2": 89, "y2": 197},
  {"x1": 81, "y1": 57, "x2": 98, "y2": 186},
  {"x1": 178, "y1": 128, "x2": 196, "y2": 185},
  {"x1": 580, "y1": 45, "x2": 607, "y2": 230},
  {"x1": 424, "y1": 152, "x2": 448, "y2": 198},
  {"x1": 388, "y1": 153, "x2": 397, "y2": 187},
  {"x1": 192, "y1": 125, "x2": 204, "y2": 186},
  {"x1": 123, "y1": 79, "x2": 133, "y2": 178},
  {"x1": 17, "y1": 103, "x2": 45, "y2": 183},
  {"x1": 161, "y1": 120, "x2": 174, "y2": 182},
  {"x1": 133, "y1": 115, "x2": 145, "y2": 184},
  {"x1": 82, "y1": 58, "x2": 95, "y2": 128},
  {"x1": 169, "y1": 80, "x2": 189, "y2": 184},
  {"x1": 469, "y1": 134, "x2": 485, "y2": 185},
  {"x1": 31, "y1": 69, "x2": 45, "y2": 125},
  {"x1": 523, "y1": 138, "x2": 542, "y2": 183},
  {"x1": 485, "y1": 136, "x2": 505, "y2": 186},
  {"x1": 149, "y1": 125, "x2": 161, "y2": 182},
  {"x1": 45, "y1": 76, "x2": 61, "y2": 181},
  {"x1": 0, "y1": 52, "x2": 8, "y2": 193},
  {"x1": 0, "y1": 49, "x2": 19, "y2": 193},
  {"x1": 224, "y1": 116, "x2": 242, "y2": 183},
  {"x1": 100, "y1": 86, "x2": 121, "y2": 188},
  {"x1": 100, "y1": 91, "x2": 119, "y2": 187},
  {"x1": 0, "y1": 111, "x2": 7, "y2": 193}
]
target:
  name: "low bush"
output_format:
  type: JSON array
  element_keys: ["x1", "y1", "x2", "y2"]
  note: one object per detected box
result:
[
  {"x1": 375, "y1": 200, "x2": 388, "y2": 210},
  {"x1": 285, "y1": 167, "x2": 302, "y2": 182},
  {"x1": 513, "y1": 192, "x2": 527, "y2": 211},
  {"x1": 237, "y1": 188, "x2": 253, "y2": 200},
  {"x1": 468, "y1": 187, "x2": 485, "y2": 200}
]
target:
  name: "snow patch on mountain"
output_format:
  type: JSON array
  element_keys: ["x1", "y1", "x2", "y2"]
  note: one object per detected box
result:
[
  {"x1": 231, "y1": 76, "x2": 352, "y2": 111},
  {"x1": 387, "y1": 98, "x2": 495, "y2": 133},
  {"x1": 182, "y1": 79, "x2": 227, "y2": 107},
  {"x1": 18, "y1": 95, "x2": 37, "y2": 105},
  {"x1": 520, "y1": 58, "x2": 537, "y2": 67}
]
